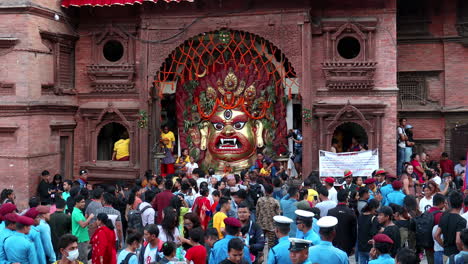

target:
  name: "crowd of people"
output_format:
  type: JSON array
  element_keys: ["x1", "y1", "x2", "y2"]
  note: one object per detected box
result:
[{"x1": 0, "y1": 145, "x2": 467, "y2": 264}]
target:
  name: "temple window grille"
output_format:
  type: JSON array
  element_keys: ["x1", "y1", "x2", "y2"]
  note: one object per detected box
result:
[{"x1": 397, "y1": 73, "x2": 427, "y2": 106}]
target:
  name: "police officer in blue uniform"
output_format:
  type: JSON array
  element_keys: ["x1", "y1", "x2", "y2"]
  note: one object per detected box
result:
[
  {"x1": 369, "y1": 234, "x2": 395, "y2": 264},
  {"x1": 288, "y1": 238, "x2": 312, "y2": 264},
  {"x1": 308, "y1": 216, "x2": 349, "y2": 264},
  {"x1": 295, "y1": 210, "x2": 320, "y2": 246},
  {"x1": 0, "y1": 203, "x2": 16, "y2": 232},
  {"x1": 4, "y1": 215, "x2": 39, "y2": 264},
  {"x1": 209, "y1": 217, "x2": 251, "y2": 264},
  {"x1": 25, "y1": 207, "x2": 47, "y2": 264},
  {"x1": 268, "y1": 215, "x2": 293, "y2": 264},
  {"x1": 379, "y1": 172, "x2": 396, "y2": 205},
  {"x1": 0, "y1": 213, "x2": 17, "y2": 264}
]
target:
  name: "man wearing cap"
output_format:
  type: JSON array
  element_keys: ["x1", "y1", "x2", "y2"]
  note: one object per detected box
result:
[
  {"x1": 373, "y1": 169, "x2": 386, "y2": 189},
  {"x1": 295, "y1": 210, "x2": 320, "y2": 246},
  {"x1": 364, "y1": 178, "x2": 377, "y2": 201},
  {"x1": 0, "y1": 213, "x2": 17, "y2": 263},
  {"x1": 209, "y1": 217, "x2": 251, "y2": 264},
  {"x1": 25, "y1": 207, "x2": 47, "y2": 264},
  {"x1": 288, "y1": 238, "x2": 312, "y2": 264},
  {"x1": 383, "y1": 181, "x2": 405, "y2": 206},
  {"x1": 268, "y1": 216, "x2": 293, "y2": 264},
  {"x1": 0, "y1": 203, "x2": 16, "y2": 231},
  {"x1": 36, "y1": 205, "x2": 56, "y2": 263},
  {"x1": 308, "y1": 216, "x2": 349, "y2": 264},
  {"x1": 324, "y1": 177, "x2": 338, "y2": 203},
  {"x1": 328, "y1": 189, "x2": 357, "y2": 256},
  {"x1": 376, "y1": 206, "x2": 400, "y2": 258},
  {"x1": 4, "y1": 216, "x2": 39, "y2": 264},
  {"x1": 369, "y1": 234, "x2": 394, "y2": 264},
  {"x1": 343, "y1": 170, "x2": 357, "y2": 193},
  {"x1": 77, "y1": 170, "x2": 88, "y2": 189}
]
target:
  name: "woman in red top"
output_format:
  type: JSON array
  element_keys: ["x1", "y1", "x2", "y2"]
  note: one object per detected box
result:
[
  {"x1": 192, "y1": 187, "x2": 211, "y2": 230},
  {"x1": 410, "y1": 153, "x2": 425, "y2": 183},
  {"x1": 91, "y1": 213, "x2": 117, "y2": 264}
]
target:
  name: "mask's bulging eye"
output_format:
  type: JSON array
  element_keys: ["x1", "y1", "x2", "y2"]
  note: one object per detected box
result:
[
  {"x1": 213, "y1": 122, "x2": 224, "y2": 131},
  {"x1": 233, "y1": 122, "x2": 246, "y2": 130}
]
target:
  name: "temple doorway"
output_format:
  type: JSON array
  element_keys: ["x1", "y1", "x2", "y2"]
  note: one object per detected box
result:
[
  {"x1": 97, "y1": 122, "x2": 128, "y2": 160},
  {"x1": 332, "y1": 122, "x2": 368, "y2": 152}
]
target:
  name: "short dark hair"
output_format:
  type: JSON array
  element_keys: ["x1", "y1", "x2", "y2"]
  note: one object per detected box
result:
[
  {"x1": 399, "y1": 118, "x2": 407, "y2": 123},
  {"x1": 92, "y1": 188, "x2": 104, "y2": 199},
  {"x1": 181, "y1": 182, "x2": 191, "y2": 192},
  {"x1": 58, "y1": 234, "x2": 78, "y2": 250},
  {"x1": 64, "y1": 180, "x2": 72, "y2": 186},
  {"x1": 164, "y1": 179, "x2": 173, "y2": 190},
  {"x1": 449, "y1": 191, "x2": 464, "y2": 209},
  {"x1": 228, "y1": 237, "x2": 244, "y2": 252},
  {"x1": 145, "y1": 224, "x2": 159, "y2": 237},
  {"x1": 74, "y1": 195, "x2": 85, "y2": 205},
  {"x1": 126, "y1": 229, "x2": 143, "y2": 245},
  {"x1": 374, "y1": 242, "x2": 392, "y2": 254},
  {"x1": 234, "y1": 189, "x2": 247, "y2": 200},
  {"x1": 189, "y1": 227, "x2": 204, "y2": 243},
  {"x1": 317, "y1": 186, "x2": 328, "y2": 197},
  {"x1": 441, "y1": 152, "x2": 449, "y2": 158},
  {"x1": 212, "y1": 190, "x2": 220, "y2": 198},
  {"x1": 263, "y1": 183, "x2": 273, "y2": 194},
  {"x1": 460, "y1": 156, "x2": 467, "y2": 161},
  {"x1": 103, "y1": 192, "x2": 115, "y2": 206},
  {"x1": 192, "y1": 168, "x2": 205, "y2": 178},
  {"x1": 238, "y1": 202, "x2": 250, "y2": 210},
  {"x1": 41, "y1": 170, "x2": 50, "y2": 176},
  {"x1": 206, "y1": 228, "x2": 219, "y2": 240},
  {"x1": 358, "y1": 187, "x2": 369, "y2": 197},
  {"x1": 55, "y1": 198, "x2": 66, "y2": 209},
  {"x1": 144, "y1": 190, "x2": 156, "y2": 203},
  {"x1": 288, "y1": 186, "x2": 299, "y2": 197},
  {"x1": 433, "y1": 193, "x2": 446, "y2": 207},
  {"x1": 396, "y1": 248, "x2": 420, "y2": 264},
  {"x1": 29, "y1": 197, "x2": 40, "y2": 208},
  {"x1": 219, "y1": 197, "x2": 230, "y2": 208},
  {"x1": 461, "y1": 228, "x2": 468, "y2": 248},
  {"x1": 337, "y1": 189, "x2": 348, "y2": 203},
  {"x1": 162, "y1": 241, "x2": 176, "y2": 257},
  {"x1": 273, "y1": 178, "x2": 281, "y2": 187}
]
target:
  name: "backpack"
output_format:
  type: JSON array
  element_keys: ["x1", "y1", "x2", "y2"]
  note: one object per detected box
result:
[
  {"x1": 249, "y1": 183, "x2": 263, "y2": 205},
  {"x1": 448, "y1": 253, "x2": 468, "y2": 264},
  {"x1": 412, "y1": 210, "x2": 440, "y2": 248},
  {"x1": 121, "y1": 252, "x2": 136, "y2": 264},
  {"x1": 127, "y1": 204, "x2": 152, "y2": 232}
]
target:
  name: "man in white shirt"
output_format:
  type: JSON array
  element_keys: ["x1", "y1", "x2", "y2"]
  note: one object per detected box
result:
[
  {"x1": 140, "y1": 224, "x2": 161, "y2": 264},
  {"x1": 324, "y1": 177, "x2": 338, "y2": 203},
  {"x1": 455, "y1": 156, "x2": 466, "y2": 177},
  {"x1": 315, "y1": 186, "x2": 337, "y2": 217},
  {"x1": 185, "y1": 156, "x2": 199, "y2": 176},
  {"x1": 139, "y1": 190, "x2": 156, "y2": 227}
]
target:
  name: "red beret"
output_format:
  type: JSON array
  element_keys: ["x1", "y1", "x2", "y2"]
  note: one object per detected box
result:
[
  {"x1": 324, "y1": 177, "x2": 335, "y2": 184},
  {"x1": 364, "y1": 178, "x2": 376, "y2": 185},
  {"x1": 24, "y1": 208, "x2": 40, "y2": 219},
  {"x1": 224, "y1": 217, "x2": 242, "y2": 228},
  {"x1": 344, "y1": 170, "x2": 353, "y2": 178},
  {"x1": 386, "y1": 174, "x2": 397, "y2": 179},
  {"x1": 36, "y1": 205, "x2": 50, "y2": 214},
  {"x1": 16, "y1": 216, "x2": 35, "y2": 226},
  {"x1": 3, "y1": 213, "x2": 18, "y2": 223},
  {"x1": 392, "y1": 180, "x2": 403, "y2": 190},
  {"x1": 0, "y1": 203, "x2": 17, "y2": 216},
  {"x1": 375, "y1": 169, "x2": 386, "y2": 175},
  {"x1": 373, "y1": 233, "x2": 394, "y2": 244}
]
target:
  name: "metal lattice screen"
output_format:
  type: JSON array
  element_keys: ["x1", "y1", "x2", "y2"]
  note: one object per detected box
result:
[{"x1": 397, "y1": 74, "x2": 426, "y2": 105}]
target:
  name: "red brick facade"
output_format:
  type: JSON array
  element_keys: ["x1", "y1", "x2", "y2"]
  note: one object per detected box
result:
[{"x1": 0, "y1": 0, "x2": 466, "y2": 208}]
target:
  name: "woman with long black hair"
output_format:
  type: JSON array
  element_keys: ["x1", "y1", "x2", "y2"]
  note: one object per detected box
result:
[
  {"x1": 91, "y1": 213, "x2": 117, "y2": 264},
  {"x1": 158, "y1": 206, "x2": 181, "y2": 245}
]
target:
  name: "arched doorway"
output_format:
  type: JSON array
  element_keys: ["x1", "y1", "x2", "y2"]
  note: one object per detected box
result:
[
  {"x1": 332, "y1": 122, "x2": 368, "y2": 152},
  {"x1": 97, "y1": 122, "x2": 128, "y2": 160},
  {"x1": 152, "y1": 29, "x2": 297, "y2": 172}
]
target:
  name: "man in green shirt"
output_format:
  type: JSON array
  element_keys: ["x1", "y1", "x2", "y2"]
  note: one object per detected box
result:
[{"x1": 71, "y1": 194, "x2": 93, "y2": 263}]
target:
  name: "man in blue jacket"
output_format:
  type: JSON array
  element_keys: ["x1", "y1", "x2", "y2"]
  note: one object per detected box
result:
[{"x1": 209, "y1": 217, "x2": 251, "y2": 264}]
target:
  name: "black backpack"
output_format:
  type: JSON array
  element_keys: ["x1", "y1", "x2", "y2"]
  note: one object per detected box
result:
[
  {"x1": 120, "y1": 252, "x2": 136, "y2": 264},
  {"x1": 127, "y1": 204, "x2": 152, "y2": 232},
  {"x1": 412, "y1": 210, "x2": 440, "y2": 248},
  {"x1": 448, "y1": 253, "x2": 468, "y2": 264},
  {"x1": 249, "y1": 183, "x2": 263, "y2": 205}
]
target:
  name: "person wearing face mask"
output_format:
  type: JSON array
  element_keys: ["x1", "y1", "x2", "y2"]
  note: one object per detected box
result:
[
  {"x1": 53, "y1": 234, "x2": 83, "y2": 264},
  {"x1": 117, "y1": 229, "x2": 143, "y2": 264}
]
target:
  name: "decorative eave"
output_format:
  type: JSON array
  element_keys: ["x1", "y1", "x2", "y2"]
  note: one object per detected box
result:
[
  {"x1": 86, "y1": 64, "x2": 136, "y2": 93},
  {"x1": 0, "y1": 126, "x2": 19, "y2": 134},
  {"x1": 322, "y1": 61, "x2": 378, "y2": 91},
  {"x1": 61, "y1": 0, "x2": 193, "y2": 8},
  {"x1": 50, "y1": 121, "x2": 77, "y2": 131}
]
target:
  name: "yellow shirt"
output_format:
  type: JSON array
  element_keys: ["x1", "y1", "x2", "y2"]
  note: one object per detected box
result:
[
  {"x1": 176, "y1": 156, "x2": 190, "y2": 164},
  {"x1": 161, "y1": 131, "x2": 175, "y2": 149},
  {"x1": 213, "y1": 211, "x2": 227, "y2": 239},
  {"x1": 113, "y1": 139, "x2": 130, "y2": 160},
  {"x1": 259, "y1": 168, "x2": 271, "y2": 176},
  {"x1": 306, "y1": 188, "x2": 319, "y2": 202}
]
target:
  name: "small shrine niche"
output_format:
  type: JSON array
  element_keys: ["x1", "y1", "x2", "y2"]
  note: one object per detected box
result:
[
  {"x1": 86, "y1": 24, "x2": 136, "y2": 93},
  {"x1": 321, "y1": 19, "x2": 378, "y2": 91}
]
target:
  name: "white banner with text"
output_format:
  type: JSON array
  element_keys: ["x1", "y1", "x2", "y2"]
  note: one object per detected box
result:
[{"x1": 319, "y1": 149, "x2": 379, "y2": 177}]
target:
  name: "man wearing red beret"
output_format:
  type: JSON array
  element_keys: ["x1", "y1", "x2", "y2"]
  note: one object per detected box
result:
[
  {"x1": 0, "y1": 203, "x2": 16, "y2": 231},
  {"x1": 0, "y1": 213, "x2": 17, "y2": 263},
  {"x1": 24, "y1": 207, "x2": 47, "y2": 264},
  {"x1": 209, "y1": 217, "x2": 251, "y2": 264},
  {"x1": 4, "y1": 216, "x2": 38, "y2": 264},
  {"x1": 369, "y1": 234, "x2": 394, "y2": 264},
  {"x1": 36, "y1": 205, "x2": 56, "y2": 263},
  {"x1": 324, "y1": 177, "x2": 338, "y2": 203},
  {"x1": 364, "y1": 178, "x2": 377, "y2": 201}
]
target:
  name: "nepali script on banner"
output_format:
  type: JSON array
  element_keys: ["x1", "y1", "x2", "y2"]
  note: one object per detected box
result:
[{"x1": 319, "y1": 149, "x2": 379, "y2": 177}]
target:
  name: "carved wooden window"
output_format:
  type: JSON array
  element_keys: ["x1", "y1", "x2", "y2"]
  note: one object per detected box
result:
[
  {"x1": 40, "y1": 31, "x2": 77, "y2": 95},
  {"x1": 397, "y1": 73, "x2": 427, "y2": 105},
  {"x1": 397, "y1": 0, "x2": 430, "y2": 36}
]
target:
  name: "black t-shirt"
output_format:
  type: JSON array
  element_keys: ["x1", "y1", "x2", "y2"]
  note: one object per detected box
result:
[
  {"x1": 439, "y1": 212, "x2": 467, "y2": 256},
  {"x1": 383, "y1": 224, "x2": 401, "y2": 258},
  {"x1": 357, "y1": 214, "x2": 379, "y2": 252},
  {"x1": 219, "y1": 259, "x2": 249, "y2": 264}
]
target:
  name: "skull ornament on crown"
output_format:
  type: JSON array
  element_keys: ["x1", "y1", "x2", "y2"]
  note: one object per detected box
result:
[{"x1": 176, "y1": 62, "x2": 288, "y2": 173}]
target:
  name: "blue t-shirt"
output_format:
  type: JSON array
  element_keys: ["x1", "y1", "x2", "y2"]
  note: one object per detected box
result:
[{"x1": 117, "y1": 249, "x2": 138, "y2": 264}]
